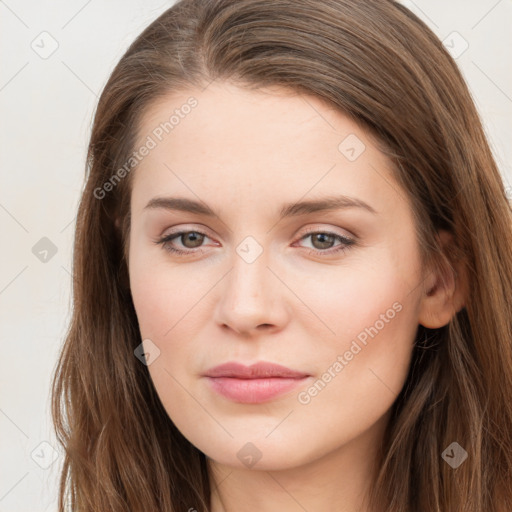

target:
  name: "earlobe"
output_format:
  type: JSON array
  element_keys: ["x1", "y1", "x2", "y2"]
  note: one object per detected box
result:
[{"x1": 418, "y1": 231, "x2": 467, "y2": 329}]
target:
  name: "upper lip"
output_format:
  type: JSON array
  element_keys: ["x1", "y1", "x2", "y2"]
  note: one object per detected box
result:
[{"x1": 203, "y1": 361, "x2": 309, "y2": 379}]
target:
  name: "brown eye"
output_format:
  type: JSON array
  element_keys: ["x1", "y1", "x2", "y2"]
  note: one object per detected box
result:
[
  {"x1": 179, "y1": 231, "x2": 205, "y2": 249},
  {"x1": 156, "y1": 229, "x2": 212, "y2": 256},
  {"x1": 295, "y1": 230, "x2": 356, "y2": 257},
  {"x1": 310, "y1": 233, "x2": 336, "y2": 250}
]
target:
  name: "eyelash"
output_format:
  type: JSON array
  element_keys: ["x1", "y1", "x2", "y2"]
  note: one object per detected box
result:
[{"x1": 154, "y1": 227, "x2": 356, "y2": 258}]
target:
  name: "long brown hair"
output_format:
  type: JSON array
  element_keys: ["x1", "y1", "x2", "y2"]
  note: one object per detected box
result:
[{"x1": 51, "y1": 0, "x2": 512, "y2": 510}]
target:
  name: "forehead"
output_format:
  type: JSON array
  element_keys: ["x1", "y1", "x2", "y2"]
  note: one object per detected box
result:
[{"x1": 130, "y1": 81, "x2": 408, "y2": 221}]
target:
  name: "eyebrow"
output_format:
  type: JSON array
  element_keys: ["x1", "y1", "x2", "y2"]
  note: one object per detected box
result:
[{"x1": 144, "y1": 194, "x2": 377, "y2": 219}]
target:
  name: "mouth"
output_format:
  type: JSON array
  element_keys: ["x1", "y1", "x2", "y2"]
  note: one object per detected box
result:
[{"x1": 202, "y1": 361, "x2": 311, "y2": 404}]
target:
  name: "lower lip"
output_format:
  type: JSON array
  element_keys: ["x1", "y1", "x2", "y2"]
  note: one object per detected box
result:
[{"x1": 205, "y1": 376, "x2": 309, "y2": 404}]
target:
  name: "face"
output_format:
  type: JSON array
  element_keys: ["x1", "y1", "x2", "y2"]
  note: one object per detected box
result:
[{"x1": 127, "y1": 81, "x2": 427, "y2": 471}]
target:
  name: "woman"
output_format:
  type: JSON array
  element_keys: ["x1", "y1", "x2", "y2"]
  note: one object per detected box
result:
[{"x1": 51, "y1": 0, "x2": 512, "y2": 510}]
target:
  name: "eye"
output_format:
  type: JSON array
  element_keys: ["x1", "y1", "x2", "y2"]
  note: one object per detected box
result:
[
  {"x1": 294, "y1": 228, "x2": 356, "y2": 256},
  {"x1": 155, "y1": 229, "x2": 213, "y2": 256}
]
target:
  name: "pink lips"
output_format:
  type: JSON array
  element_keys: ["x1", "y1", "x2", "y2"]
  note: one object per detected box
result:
[{"x1": 203, "y1": 362, "x2": 310, "y2": 404}]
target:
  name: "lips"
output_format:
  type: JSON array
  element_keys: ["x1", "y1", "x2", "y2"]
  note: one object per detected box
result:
[
  {"x1": 202, "y1": 362, "x2": 311, "y2": 403},
  {"x1": 203, "y1": 361, "x2": 309, "y2": 379}
]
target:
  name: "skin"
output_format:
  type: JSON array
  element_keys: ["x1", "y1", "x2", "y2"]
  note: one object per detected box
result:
[{"x1": 127, "y1": 81, "x2": 464, "y2": 512}]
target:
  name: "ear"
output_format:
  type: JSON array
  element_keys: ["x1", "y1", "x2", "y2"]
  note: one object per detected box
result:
[{"x1": 418, "y1": 230, "x2": 467, "y2": 329}]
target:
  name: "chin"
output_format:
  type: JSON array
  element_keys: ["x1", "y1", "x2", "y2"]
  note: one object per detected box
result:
[{"x1": 199, "y1": 434, "x2": 322, "y2": 472}]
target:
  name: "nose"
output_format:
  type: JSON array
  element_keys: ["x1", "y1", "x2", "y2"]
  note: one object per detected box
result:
[{"x1": 213, "y1": 249, "x2": 290, "y2": 337}]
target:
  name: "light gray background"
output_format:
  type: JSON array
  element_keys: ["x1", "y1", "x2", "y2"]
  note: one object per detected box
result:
[{"x1": 0, "y1": 1, "x2": 511, "y2": 510}]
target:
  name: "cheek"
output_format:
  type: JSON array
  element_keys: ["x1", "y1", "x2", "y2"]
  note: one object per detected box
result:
[
  {"x1": 295, "y1": 246, "x2": 420, "y2": 349},
  {"x1": 129, "y1": 260, "x2": 205, "y2": 425},
  {"x1": 129, "y1": 251, "x2": 204, "y2": 339},
  {"x1": 130, "y1": 275, "x2": 169, "y2": 339},
  {"x1": 291, "y1": 248, "x2": 421, "y2": 412}
]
